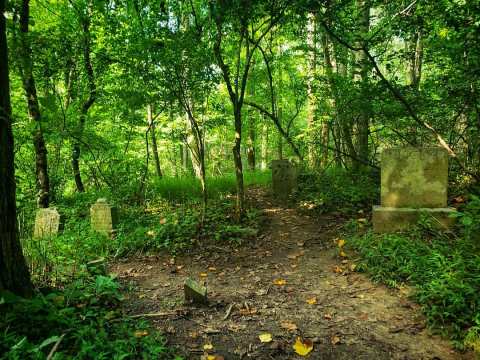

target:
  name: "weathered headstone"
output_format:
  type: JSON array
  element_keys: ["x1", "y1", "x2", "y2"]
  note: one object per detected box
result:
[
  {"x1": 34, "y1": 208, "x2": 62, "y2": 238},
  {"x1": 90, "y1": 198, "x2": 118, "y2": 237},
  {"x1": 271, "y1": 160, "x2": 297, "y2": 202},
  {"x1": 372, "y1": 147, "x2": 456, "y2": 232},
  {"x1": 184, "y1": 278, "x2": 208, "y2": 305}
]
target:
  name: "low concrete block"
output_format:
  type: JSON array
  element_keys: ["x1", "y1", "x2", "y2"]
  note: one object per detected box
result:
[
  {"x1": 184, "y1": 278, "x2": 208, "y2": 305},
  {"x1": 372, "y1": 206, "x2": 456, "y2": 233}
]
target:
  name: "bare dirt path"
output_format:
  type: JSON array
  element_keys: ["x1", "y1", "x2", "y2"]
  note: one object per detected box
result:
[{"x1": 111, "y1": 188, "x2": 472, "y2": 359}]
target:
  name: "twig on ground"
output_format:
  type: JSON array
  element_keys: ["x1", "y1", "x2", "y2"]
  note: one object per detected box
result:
[{"x1": 47, "y1": 334, "x2": 66, "y2": 360}]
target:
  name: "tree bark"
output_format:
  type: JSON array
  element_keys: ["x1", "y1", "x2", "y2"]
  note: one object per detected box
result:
[
  {"x1": 353, "y1": 0, "x2": 371, "y2": 169},
  {"x1": 0, "y1": 0, "x2": 33, "y2": 297},
  {"x1": 409, "y1": 30, "x2": 423, "y2": 90},
  {"x1": 306, "y1": 12, "x2": 319, "y2": 168},
  {"x1": 147, "y1": 104, "x2": 163, "y2": 178},
  {"x1": 18, "y1": 0, "x2": 50, "y2": 208},
  {"x1": 260, "y1": 116, "x2": 268, "y2": 170},
  {"x1": 72, "y1": 4, "x2": 96, "y2": 192}
]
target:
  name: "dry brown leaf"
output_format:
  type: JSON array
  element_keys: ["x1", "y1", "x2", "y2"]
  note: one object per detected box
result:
[
  {"x1": 280, "y1": 320, "x2": 298, "y2": 331},
  {"x1": 324, "y1": 313, "x2": 332, "y2": 320}
]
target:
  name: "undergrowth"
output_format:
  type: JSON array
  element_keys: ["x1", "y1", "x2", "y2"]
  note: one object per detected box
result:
[
  {"x1": 0, "y1": 272, "x2": 181, "y2": 359},
  {"x1": 297, "y1": 167, "x2": 379, "y2": 214},
  {"x1": 347, "y1": 197, "x2": 480, "y2": 352}
]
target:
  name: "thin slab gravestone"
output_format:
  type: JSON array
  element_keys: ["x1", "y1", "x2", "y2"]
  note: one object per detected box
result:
[
  {"x1": 271, "y1": 160, "x2": 297, "y2": 202},
  {"x1": 184, "y1": 278, "x2": 208, "y2": 305},
  {"x1": 34, "y1": 208, "x2": 62, "y2": 238},
  {"x1": 372, "y1": 146, "x2": 456, "y2": 233},
  {"x1": 90, "y1": 198, "x2": 118, "y2": 238}
]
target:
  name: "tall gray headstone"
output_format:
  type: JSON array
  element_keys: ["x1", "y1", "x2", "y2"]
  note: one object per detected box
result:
[
  {"x1": 372, "y1": 146, "x2": 456, "y2": 233},
  {"x1": 90, "y1": 198, "x2": 118, "y2": 237},
  {"x1": 271, "y1": 160, "x2": 297, "y2": 202},
  {"x1": 34, "y1": 208, "x2": 62, "y2": 238}
]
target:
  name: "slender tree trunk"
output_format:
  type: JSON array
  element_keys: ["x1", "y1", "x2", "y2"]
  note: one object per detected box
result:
[
  {"x1": 72, "y1": 5, "x2": 96, "y2": 192},
  {"x1": 0, "y1": 0, "x2": 33, "y2": 296},
  {"x1": 306, "y1": 12, "x2": 319, "y2": 168},
  {"x1": 353, "y1": 0, "x2": 371, "y2": 169},
  {"x1": 233, "y1": 108, "x2": 245, "y2": 215},
  {"x1": 261, "y1": 116, "x2": 268, "y2": 170},
  {"x1": 409, "y1": 30, "x2": 423, "y2": 90},
  {"x1": 147, "y1": 104, "x2": 162, "y2": 178},
  {"x1": 19, "y1": 0, "x2": 49, "y2": 208},
  {"x1": 246, "y1": 105, "x2": 256, "y2": 171}
]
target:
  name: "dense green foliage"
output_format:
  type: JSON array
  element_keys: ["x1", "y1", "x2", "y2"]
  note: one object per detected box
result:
[
  {"x1": 347, "y1": 197, "x2": 480, "y2": 350},
  {"x1": 1, "y1": 274, "x2": 181, "y2": 359}
]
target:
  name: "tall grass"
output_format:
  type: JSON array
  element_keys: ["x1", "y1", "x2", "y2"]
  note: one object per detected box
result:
[{"x1": 151, "y1": 170, "x2": 271, "y2": 203}]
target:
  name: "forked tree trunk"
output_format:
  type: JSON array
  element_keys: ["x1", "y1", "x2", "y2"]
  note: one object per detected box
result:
[
  {"x1": 0, "y1": 0, "x2": 33, "y2": 296},
  {"x1": 19, "y1": 0, "x2": 50, "y2": 208}
]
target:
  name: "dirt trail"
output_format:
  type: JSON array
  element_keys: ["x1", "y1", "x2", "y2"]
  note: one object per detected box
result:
[{"x1": 111, "y1": 188, "x2": 472, "y2": 359}]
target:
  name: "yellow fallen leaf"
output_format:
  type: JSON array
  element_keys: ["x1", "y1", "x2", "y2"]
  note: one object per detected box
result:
[
  {"x1": 339, "y1": 250, "x2": 347, "y2": 258},
  {"x1": 259, "y1": 333, "x2": 273, "y2": 343},
  {"x1": 333, "y1": 266, "x2": 343, "y2": 273},
  {"x1": 306, "y1": 297, "x2": 317, "y2": 305},
  {"x1": 134, "y1": 330, "x2": 149, "y2": 338},
  {"x1": 280, "y1": 320, "x2": 298, "y2": 331},
  {"x1": 331, "y1": 335, "x2": 341, "y2": 345},
  {"x1": 200, "y1": 273, "x2": 208, "y2": 278},
  {"x1": 349, "y1": 263, "x2": 357, "y2": 272},
  {"x1": 208, "y1": 267, "x2": 217, "y2": 271},
  {"x1": 293, "y1": 337, "x2": 313, "y2": 356},
  {"x1": 273, "y1": 278, "x2": 287, "y2": 286},
  {"x1": 337, "y1": 239, "x2": 346, "y2": 248},
  {"x1": 357, "y1": 218, "x2": 367, "y2": 223},
  {"x1": 203, "y1": 343, "x2": 213, "y2": 350}
]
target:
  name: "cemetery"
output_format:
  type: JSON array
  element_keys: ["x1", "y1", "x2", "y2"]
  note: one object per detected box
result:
[{"x1": 1, "y1": 0, "x2": 479, "y2": 358}]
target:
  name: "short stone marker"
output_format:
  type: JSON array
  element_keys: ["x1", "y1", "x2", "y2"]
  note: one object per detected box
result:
[
  {"x1": 34, "y1": 208, "x2": 62, "y2": 238},
  {"x1": 90, "y1": 198, "x2": 118, "y2": 237},
  {"x1": 271, "y1": 160, "x2": 297, "y2": 202},
  {"x1": 372, "y1": 146, "x2": 456, "y2": 232},
  {"x1": 184, "y1": 278, "x2": 208, "y2": 305}
]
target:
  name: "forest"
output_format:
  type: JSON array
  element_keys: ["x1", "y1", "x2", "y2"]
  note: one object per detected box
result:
[{"x1": 1, "y1": 0, "x2": 480, "y2": 358}]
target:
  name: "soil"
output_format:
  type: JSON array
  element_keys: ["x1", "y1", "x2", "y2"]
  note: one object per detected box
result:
[{"x1": 110, "y1": 187, "x2": 474, "y2": 360}]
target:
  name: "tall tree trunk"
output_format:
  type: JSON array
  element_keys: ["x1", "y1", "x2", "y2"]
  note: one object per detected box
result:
[
  {"x1": 277, "y1": 107, "x2": 283, "y2": 160},
  {"x1": 246, "y1": 104, "x2": 256, "y2": 171},
  {"x1": 306, "y1": 12, "x2": 319, "y2": 168},
  {"x1": 409, "y1": 29, "x2": 423, "y2": 90},
  {"x1": 72, "y1": 5, "x2": 96, "y2": 192},
  {"x1": 147, "y1": 104, "x2": 163, "y2": 178},
  {"x1": 353, "y1": 0, "x2": 371, "y2": 169},
  {"x1": 260, "y1": 116, "x2": 268, "y2": 170},
  {"x1": 19, "y1": 0, "x2": 49, "y2": 208},
  {"x1": 233, "y1": 108, "x2": 245, "y2": 215},
  {"x1": 0, "y1": 0, "x2": 33, "y2": 296}
]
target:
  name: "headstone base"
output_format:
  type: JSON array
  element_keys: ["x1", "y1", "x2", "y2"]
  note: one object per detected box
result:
[
  {"x1": 372, "y1": 206, "x2": 456, "y2": 233},
  {"x1": 184, "y1": 278, "x2": 208, "y2": 305}
]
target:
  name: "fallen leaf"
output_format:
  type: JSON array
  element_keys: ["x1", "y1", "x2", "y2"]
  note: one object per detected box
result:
[
  {"x1": 259, "y1": 333, "x2": 273, "y2": 343},
  {"x1": 273, "y1": 278, "x2": 287, "y2": 286},
  {"x1": 306, "y1": 297, "x2": 317, "y2": 305},
  {"x1": 331, "y1": 335, "x2": 341, "y2": 345},
  {"x1": 324, "y1": 313, "x2": 332, "y2": 320},
  {"x1": 339, "y1": 250, "x2": 347, "y2": 258},
  {"x1": 203, "y1": 343, "x2": 213, "y2": 350},
  {"x1": 333, "y1": 266, "x2": 343, "y2": 274},
  {"x1": 134, "y1": 330, "x2": 149, "y2": 338},
  {"x1": 357, "y1": 218, "x2": 367, "y2": 224},
  {"x1": 337, "y1": 239, "x2": 346, "y2": 248},
  {"x1": 293, "y1": 337, "x2": 313, "y2": 356},
  {"x1": 208, "y1": 267, "x2": 217, "y2": 271},
  {"x1": 160, "y1": 218, "x2": 167, "y2": 224},
  {"x1": 349, "y1": 263, "x2": 357, "y2": 272},
  {"x1": 200, "y1": 273, "x2": 208, "y2": 278},
  {"x1": 280, "y1": 320, "x2": 298, "y2": 331}
]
